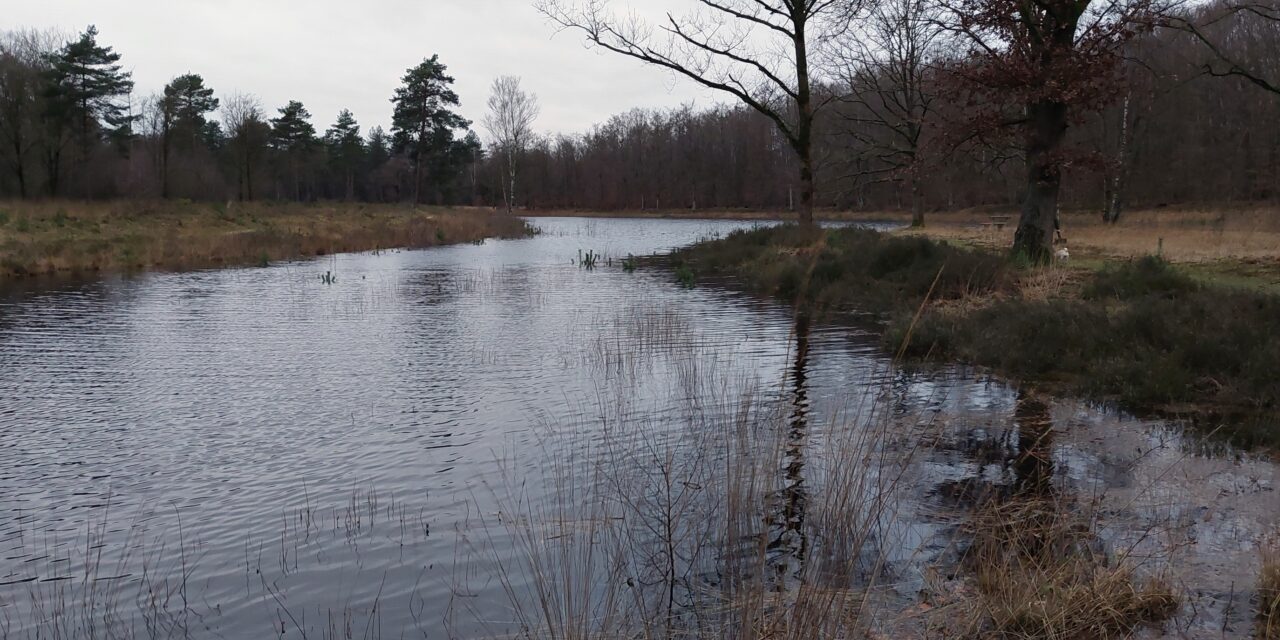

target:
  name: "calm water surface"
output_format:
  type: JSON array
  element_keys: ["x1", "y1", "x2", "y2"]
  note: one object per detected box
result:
[{"x1": 0, "y1": 217, "x2": 1276, "y2": 638}]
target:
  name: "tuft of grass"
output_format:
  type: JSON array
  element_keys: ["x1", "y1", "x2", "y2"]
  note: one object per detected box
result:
[
  {"x1": 576, "y1": 248, "x2": 599, "y2": 269},
  {"x1": 946, "y1": 498, "x2": 1179, "y2": 639},
  {"x1": 1084, "y1": 255, "x2": 1201, "y2": 301},
  {"x1": 1261, "y1": 541, "x2": 1280, "y2": 638},
  {"x1": 674, "y1": 263, "x2": 695, "y2": 288}
]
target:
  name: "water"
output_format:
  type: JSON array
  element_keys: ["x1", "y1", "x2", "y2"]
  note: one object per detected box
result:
[{"x1": 0, "y1": 217, "x2": 1275, "y2": 638}]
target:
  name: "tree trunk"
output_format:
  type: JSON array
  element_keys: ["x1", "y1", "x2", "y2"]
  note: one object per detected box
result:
[
  {"x1": 46, "y1": 146, "x2": 60, "y2": 197},
  {"x1": 1104, "y1": 93, "x2": 1138, "y2": 225},
  {"x1": 792, "y1": 7, "x2": 815, "y2": 227},
  {"x1": 1013, "y1": 101, "x2": 1068, "y2": 262},
  {"x1": 413, "y1": 159, "x2": 423, "y2": 205},
  {"x1": 246, "y1": 153, "x2": 254, "y2": 201},
  {"x1": 798, "y1": 150, "x2": 815, "y2": 225},
  {"x1": 910, "y1": 164, "x2": 924, "y2": 227},
  {"x1": 161, "y1": 127, "x2": 171, "y2": 199},
  {"x1": 508, "y1": 152, "x2": 517, "y2": 214}
]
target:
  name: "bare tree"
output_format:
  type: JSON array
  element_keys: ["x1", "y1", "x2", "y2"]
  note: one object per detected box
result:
[
  {"x1": 221, "y1": 92, "x2": 267, "y2": 201},
  {"x1": 0, "y1": 30, "x2": 52, "y2": 198},
  {"x1": 834, "y1": 0, "x2": 945, "y2": 226},
  {"x1": 1163, "y1": 0, "x2": 1280, "y2": 95},
  {"x1": 536, "y1": 0, "x2": 850, "y2": 225},
  {"x1": 482, "y1": 76, "x2": 540, "y2": 213}
]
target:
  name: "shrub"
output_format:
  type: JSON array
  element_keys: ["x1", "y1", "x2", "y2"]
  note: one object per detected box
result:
[{"x1": 1084, "y1": 255, "x2": 1199, "y2": 301}]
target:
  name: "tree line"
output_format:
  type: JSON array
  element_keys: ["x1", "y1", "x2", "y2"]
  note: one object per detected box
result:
[
  {"x1": 2, "y1": 0, "x2": 1277, "y2": 259},
  {"x1": 0, "y1": 28, "x2": 478, "y2": 204},
  {"x1": 535, "y1": 0, "x2": 1280, "y2": 259}
]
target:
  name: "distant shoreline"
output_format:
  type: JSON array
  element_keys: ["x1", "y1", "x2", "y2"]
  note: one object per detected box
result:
[{"x1": 0, "y1": 201, "x2": 535, "y2": 282}]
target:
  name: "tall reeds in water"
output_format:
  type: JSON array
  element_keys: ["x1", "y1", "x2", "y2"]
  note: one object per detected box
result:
[{"x1": 455, "y1": 313, "x2": 927, "y2": 638}]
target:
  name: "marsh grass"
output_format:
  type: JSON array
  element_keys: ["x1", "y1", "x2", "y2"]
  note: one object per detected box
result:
[
  {"x1": 904, "y1": 259, "x2": 1280, "y2": 427},
  {"x1": 575, "y1": 249, "x2": 600, "y2": 269},
  {"x1": 672, "y1": 225, "x2": 1280, "y2": 445},
  {"x1": 0, "y1": 200, "x2": 534, "y2": 279},
  {"x1": 0, "y1": 486, "x2": 434, "y2": 639},
  {"x1": 445, "y1": 305, "x2": 949, "y2": 639},
  {"x1": 1260, "y1": 541, "x2": 1280, "y2": 638},
  {"x1": 935, "y1": 498, "x2": 1179, "y2": 639},
  {"x1": 670, "y1": 225, "x2": 1010, "y2": 314}
]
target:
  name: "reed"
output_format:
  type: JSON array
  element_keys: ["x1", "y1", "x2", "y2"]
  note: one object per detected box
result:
[{"x1": 1260, "y1": 540, "x2": 1280, "y2": 638}]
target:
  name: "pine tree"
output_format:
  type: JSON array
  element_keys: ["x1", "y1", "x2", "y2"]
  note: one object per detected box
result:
[
  {"x1": 324, "y1": 109, "x2": 363, "y2": 201},
  {"x1": 44, "y1": 25, "x2": 134, "y2": 196},
  {"x1": 390, "y1": 55, "x2": 469, "y2": 204},
  {"x1": 366, "y1": 126, "x2": 390, "y2": 167},
  {"x1": 365, "y1": 125, "x2": 391, "y2": 201},
  {"x1": 159, "y1": 73, "x2": 218, "y2": 198},
  {"x1": 270, "y1": 100, "x2": 316, "y2": 201}
]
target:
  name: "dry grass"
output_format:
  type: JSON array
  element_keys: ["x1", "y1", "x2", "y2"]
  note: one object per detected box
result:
[
  {"x1": 894, "y1": 205, "x2": 1280, "y2": 295},
  {"x1": 932, "y1": 499, "x2": 1179, "y2": 639},
  {"x1": 903, "y1": 206, "x2": 1280, "y2": 261},
  {"x1": 1260, "y1": 540, "x2": 1280, "y2": 638},
  {"x1": 0, "y1": 200, "x2": 534, "y2": 279},
  {"x1": 521, "y1": 207, "x2": 914, "y2": 222}
]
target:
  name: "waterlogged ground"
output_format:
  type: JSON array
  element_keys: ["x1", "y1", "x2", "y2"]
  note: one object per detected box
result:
[{"x1": 0, "y1": 217, "x2": 1276, "y2": 638}]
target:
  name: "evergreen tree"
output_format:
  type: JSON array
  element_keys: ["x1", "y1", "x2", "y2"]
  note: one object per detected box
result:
[
  {"x1": 364, "y1": 125, "x2": 392, "y2": 201},
  {"x1": 44, "y1": 25, "x2": 134, "y2": 196},
  {"x1": 159, "y1": 73, "x2": 218, "y2": 197},
  {"x1": 390, "y1": 55, "x2": 469, "y2": 204},
  {"x1": 366, "y1": 126, "x2": 390, "y2": 167},
  {"x1": 324, "y1": 109, "x2": 363, "y2": 201},
  {"x1": 269, "y1": 100, "x2": 316, "y2": 200},
  {"x1": 200, "y1": 120, "x2": 224, "y2": 150}
]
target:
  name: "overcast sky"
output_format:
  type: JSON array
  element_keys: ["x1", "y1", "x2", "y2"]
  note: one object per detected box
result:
[{"x1": 9, "y1": 0, "x2": 726, "y2": 142}]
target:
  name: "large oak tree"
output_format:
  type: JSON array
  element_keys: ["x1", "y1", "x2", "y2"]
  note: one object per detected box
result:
[{"x1": 944, "y1": 0, "x2": 1156, "y2": 260}]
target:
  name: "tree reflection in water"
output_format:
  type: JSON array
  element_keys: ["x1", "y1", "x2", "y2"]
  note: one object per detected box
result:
[{"x1": 767, "y1": 313, "x2": 811, "y2": 591}]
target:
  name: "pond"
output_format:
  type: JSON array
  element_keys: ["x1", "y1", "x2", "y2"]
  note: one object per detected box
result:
[{"x1": 0, "y1": 217, "x2": 1274, "y2": 638}]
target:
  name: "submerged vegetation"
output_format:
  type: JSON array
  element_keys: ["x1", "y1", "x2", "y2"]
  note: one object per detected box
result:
[
  {"x1": 0, "y1": 200, "x2": 534, "y2": 280},
  {"x1": 670, "y1": 225, "x2": 1280, "y2": 446}
]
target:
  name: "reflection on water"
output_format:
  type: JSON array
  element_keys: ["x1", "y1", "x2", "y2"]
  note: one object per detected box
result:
[
  {"x1": 0, "y1": 217, "x2": 1276, "y2": 637},
  {"x1": 1013, "y1": 389, "x2": 1055, "y2": 499},
  {"x1": 767, "y1": 313, "x2": 812, "y2": 591}
]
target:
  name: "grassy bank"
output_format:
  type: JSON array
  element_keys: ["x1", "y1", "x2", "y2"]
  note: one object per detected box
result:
[
  {"x1": 901, "y1": 205, "x2": 1280, "y2": 295},
  {"x1": 669, "y1": 224, "x2": 1280, "y2": 447},
  {"x1": 0, "y1": 200, "x2": 535, "y2": 280}
]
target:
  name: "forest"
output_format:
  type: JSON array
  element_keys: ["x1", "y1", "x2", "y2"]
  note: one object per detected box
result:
[{"x1": 0, "y1": 0, "x2": 1276, "y2": 225}]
